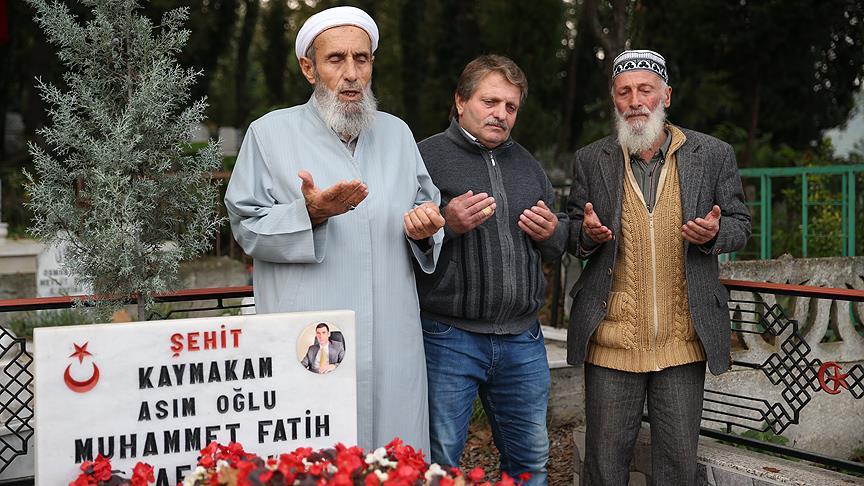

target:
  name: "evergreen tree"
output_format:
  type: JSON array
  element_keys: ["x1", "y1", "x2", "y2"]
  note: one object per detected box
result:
[{"x1": 25, "y1": 0, "x2": 223, "y2": 319}]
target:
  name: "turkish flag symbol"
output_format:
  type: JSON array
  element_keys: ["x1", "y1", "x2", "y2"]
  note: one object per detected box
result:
[{"x1": 64, "y1": 342, "x2": 100, "y2": 393}]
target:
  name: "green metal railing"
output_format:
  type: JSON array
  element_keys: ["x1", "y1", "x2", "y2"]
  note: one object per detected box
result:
[{"x1": 737, "y1": 164, "x2": 864, "y2": 260}]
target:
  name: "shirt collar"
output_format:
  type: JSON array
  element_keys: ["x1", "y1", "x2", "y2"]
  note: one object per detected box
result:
[{"x1": 460, "y1": 126, "x2": 479, "y2": 143}]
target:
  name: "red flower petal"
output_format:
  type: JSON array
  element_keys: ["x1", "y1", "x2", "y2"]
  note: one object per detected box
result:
[{"x1": 468, "y1": 467, "x2": 486, "y2": 482}]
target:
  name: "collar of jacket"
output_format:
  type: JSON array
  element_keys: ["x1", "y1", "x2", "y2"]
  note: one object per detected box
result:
[{"x1": 444, "y1": 118, "x2": 514, "y2": 153}]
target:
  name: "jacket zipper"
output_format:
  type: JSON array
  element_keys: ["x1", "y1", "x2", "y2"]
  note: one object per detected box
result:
[{"x1": 648, "y1": 213, "x2": 661, "y2": 371}]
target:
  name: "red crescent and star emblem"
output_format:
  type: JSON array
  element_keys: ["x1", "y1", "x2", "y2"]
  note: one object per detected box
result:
[
  {"x1": 817, "y1": 361, "x2": 849, "y2": 395},
  {"x1": 64, "y1": 341, "x2": 100, "y2": 393}
]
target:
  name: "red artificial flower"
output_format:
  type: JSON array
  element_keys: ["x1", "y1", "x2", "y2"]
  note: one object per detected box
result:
[
  {"x1": 131, "y1": 462, "x2": 155, "y2": 486},
  {"x1": 438, "y1": 478, "x2": 455, "y2": 486},
  {"x1": 69, "y1": 473, "x2": 97, "y2": 486},
  {"x1": 307, "y1": 462, "x2": 325, "y2": 476},
  {"x1": 518, "y1": 472, "x2": 532, "y2": 483},
  {"x1": 385, "y1": 438, "x2": 426, "y2": 473},
  {"x1": 293, "y1": 447, "x2": 314, "y2": 460},
  {"x1": 198, "y1": 441, "x2": 220, "y2": 469},
  {"x1": 467, "y1": 467, "x2": 486, "y2": 483},
  {"x1": 235, "y1": 459, "x2": 258, "y2": 484},
  {"x1": 332, "y1": 471, "x2": 354, "y2": 486},
  {"x1": 89, "y1": 454, "x2": 113, "y2": 482},
  {"x1": 223, "y1": 441, "x2": 247, "y2": 463},
  {"x1": 364, "y1": 473, "x2": 381, "y2": 486},
  {"x1": 335, "y1": 449, "x2": 364, "y2": 475},
  {"x1": 498, "y1": 472, "x2": 515, "y2": 486},
  {"x1": 395, "y1": 464, "x2": 421, "y2": 482},
  {"x1": 258, "y1": 470, "x2": 274, "y2": 483}
]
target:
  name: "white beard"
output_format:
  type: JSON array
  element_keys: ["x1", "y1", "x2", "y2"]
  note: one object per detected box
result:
[
  {"x1": 313, "y1": 79, "x2": 377, "y2": 140},
  {"x1": 615, "y1": 102, "x2": 667, "y2": 154}
]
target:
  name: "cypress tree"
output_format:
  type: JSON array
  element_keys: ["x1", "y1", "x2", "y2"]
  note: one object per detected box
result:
[{"x1": 25, "y1": 0, "x2": 223, "y2": 319}]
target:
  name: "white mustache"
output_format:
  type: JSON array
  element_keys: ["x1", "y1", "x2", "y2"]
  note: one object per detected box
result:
[
  {"x1": 624, "y1": 107, "x2": 651, "y2": 118},
  {"x1": 338, "y1": 81, "x2": 362, "y2": 94}
]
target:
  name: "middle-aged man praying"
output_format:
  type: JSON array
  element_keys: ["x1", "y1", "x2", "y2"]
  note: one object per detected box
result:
[
  {"x1": 416, "y1": 55, "x2": 568, "y2": 485},
  {"x1": 224, "y1": 6, "x2": 445, "y2": 452}
]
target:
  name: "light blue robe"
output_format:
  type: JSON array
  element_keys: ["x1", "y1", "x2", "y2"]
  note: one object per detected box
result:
[{"x1": 224, "y1": 98, "x2": 442, "y2": 452}]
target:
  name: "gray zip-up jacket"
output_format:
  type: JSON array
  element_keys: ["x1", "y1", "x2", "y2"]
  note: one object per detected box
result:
[{"x1": 415, "y1": 120, "x2": 568, "y2": 334}]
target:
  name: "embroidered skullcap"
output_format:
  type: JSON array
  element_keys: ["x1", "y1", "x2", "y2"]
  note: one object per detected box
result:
[
  {"x1": 295, "y1": 6, "x2": 379, "y2": 61},
  {"x1": 612, "y1": 49, "x2": 668, "y2": 84}
]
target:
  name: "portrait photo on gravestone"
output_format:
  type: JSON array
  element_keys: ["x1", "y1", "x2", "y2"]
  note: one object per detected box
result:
[{"x1": 297, "y1": 321, "x2": 346, "y2": 375}]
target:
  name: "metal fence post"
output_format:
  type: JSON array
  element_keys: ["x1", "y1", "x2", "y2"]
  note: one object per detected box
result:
[
  {"x1": 848, "y1": 169, "x2": 856, "y2": 257},
  {"x1": 802, "y1": 174, "x2": 808, "y2": 258}
]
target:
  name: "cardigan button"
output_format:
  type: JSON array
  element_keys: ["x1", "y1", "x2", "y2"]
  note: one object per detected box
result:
[
  {"x1": 601, "y1": 300, "x2": 607, "y2": 309},
  {"x1": 607, "y1": 267, "x2": 613, "y2": 276}
]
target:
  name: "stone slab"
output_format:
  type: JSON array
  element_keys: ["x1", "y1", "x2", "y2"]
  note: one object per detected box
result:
[{"x1": 572, "y1": 425, "x2": 864, "y2": 486}]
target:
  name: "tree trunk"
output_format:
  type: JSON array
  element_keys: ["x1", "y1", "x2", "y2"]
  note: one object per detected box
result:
[
  {"x1": 262, "y1": 0, "x2": 286, "y2": 105},
  {"x1": 400, "y1": 0, "x2": 423, "y2": 129},
  {"x1": 743, "y1": 80, "x2": 761, "y2": 168},
  {"x1": 587, "y1": 0, "x2": 630, "y2": 126},
  {"x1": 555, "y1": 0, "x2": 594, "y2": 160},
  {"x1": 137, "y1": 298, "x2": 147, "y2": 322},
  {"x1": 234, "y1": 0, "x2": 260, "y2": 127}
]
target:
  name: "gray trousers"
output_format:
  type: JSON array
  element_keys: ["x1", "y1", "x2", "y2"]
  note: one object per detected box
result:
[{"x1": 583, "y1": 361, "x2": 706, "y2": 486}]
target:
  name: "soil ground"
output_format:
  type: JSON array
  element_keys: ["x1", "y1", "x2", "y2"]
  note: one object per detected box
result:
[{"x1": 459, "y1": 421, "x2": 576, "y2": 485}]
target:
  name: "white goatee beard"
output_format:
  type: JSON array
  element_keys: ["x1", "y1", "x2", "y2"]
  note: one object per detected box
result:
[
  {"x1": 615, "y1": 102, "x2": 667, "y2": 154},
  {"x1": 313, "y1": 79, "x2": 378, "y2": 140}
]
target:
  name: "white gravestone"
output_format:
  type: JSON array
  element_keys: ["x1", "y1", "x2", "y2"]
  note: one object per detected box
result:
[
  {"x1": 34, "y1": 310, "x2": 357, "y2": 486},
  {"x1": 35, "y1": 242, "x2": 91, "y2": 297},
  {"x1": 190, "y1": 123, "x2": 210, "y2": 144},
  {"x1": 217, "y1": 127, "x2": 241, "y2": 157}
]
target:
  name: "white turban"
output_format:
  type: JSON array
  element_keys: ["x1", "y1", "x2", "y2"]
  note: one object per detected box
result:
[{"x1": 294, "y1": 6, "x2": 379, "y2": 61}]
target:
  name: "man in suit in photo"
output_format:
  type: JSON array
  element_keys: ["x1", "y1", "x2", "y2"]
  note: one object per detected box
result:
[
  {"x1": 566, "y1": 49, "x2": 752, "y2": 485},
  {"x1": 301, "y1": 322, "x2": 345, "y2": 374}
]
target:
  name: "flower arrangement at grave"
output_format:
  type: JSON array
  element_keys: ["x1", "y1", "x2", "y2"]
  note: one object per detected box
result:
[
  {"x1": 69, "y1": 439, "x2": 530, "y2": 486},
  {"x1": 25, "y1": 0, "x2": 223, "y2": 320}
]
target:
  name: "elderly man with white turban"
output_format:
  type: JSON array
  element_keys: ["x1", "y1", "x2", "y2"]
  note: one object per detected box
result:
[{"x1": 225, "y1": 6, "x2": 445, "y2": 452}]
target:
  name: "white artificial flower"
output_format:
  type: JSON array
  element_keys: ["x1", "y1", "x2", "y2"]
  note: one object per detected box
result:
[
  {"x1": 366, "y1": 447, "x2": 396, "y2": 467},
  {"x1": 374, "y1": 469, "x2": 389, "y2": 482},
  {"x1": 425, "y1": 463, "x2": 446, "y2": 481},
  {"x1": 182, "y1": 466, "x2": 209, "y2": 486}
]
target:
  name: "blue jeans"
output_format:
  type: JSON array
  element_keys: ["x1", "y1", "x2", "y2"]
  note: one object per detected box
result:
[{"x1": 422, "y1": 317, "x2": 550, "y2": 486}]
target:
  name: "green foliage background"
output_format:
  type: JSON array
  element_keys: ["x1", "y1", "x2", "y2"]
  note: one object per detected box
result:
[{"x1": 1, "y1": 0, "x2": 863, "y2": 258}]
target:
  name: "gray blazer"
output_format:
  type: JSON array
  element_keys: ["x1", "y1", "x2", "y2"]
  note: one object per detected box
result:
[
  {"x1": 565, "y1": 128, "x2": 751, "y2": 375},
  {"x1": 301, "y1": 340, "x2": 346, "y2": 372}
]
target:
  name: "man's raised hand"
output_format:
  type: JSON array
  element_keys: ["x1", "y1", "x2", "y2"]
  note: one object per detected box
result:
[
  {"x1": 682, "y1": 205, "x2": 721, "y2": 245},
  {"x1": 443, "y1": 190, "x2": 496, "y2": 234},
  {"x1": 299, "y1": 170, "x2": 368, "y2": 226},
  {"x1": 404, "y1": 202, "x2": 446, "y2": 241},
  {"x1": 582, "y1": 202, "x2": 613, "y2": 244},
  {"x1": 518, "y1": 200, "x2": 558, "y2": 241}
]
